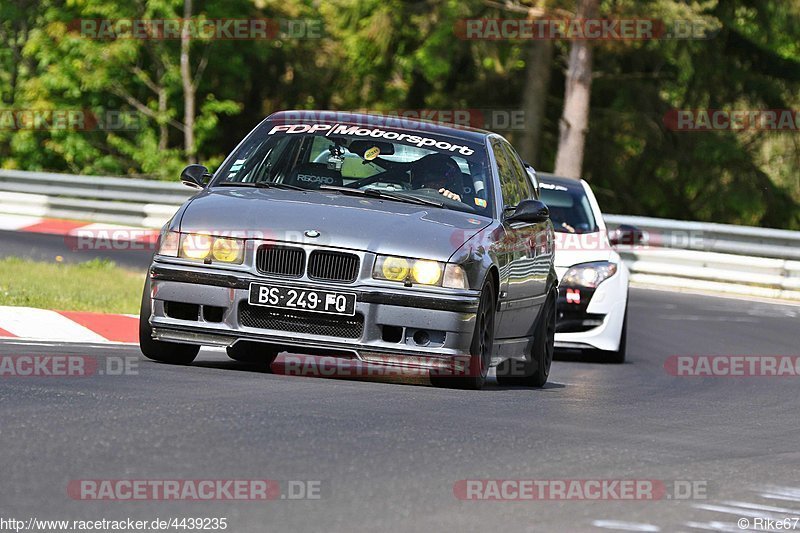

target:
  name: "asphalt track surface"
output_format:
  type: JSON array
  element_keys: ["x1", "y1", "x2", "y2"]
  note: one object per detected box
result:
[
  {"x1": 0, "y1": 229, "x2": 153, "y2": 270},
  {"x1": 2, "y1": 285, "x2": 799, "y2": 532}
]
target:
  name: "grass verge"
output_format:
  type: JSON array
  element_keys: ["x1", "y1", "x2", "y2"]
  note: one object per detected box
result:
[{"x1": 0, "y1": 257, "x2": 145, "y2": 314}]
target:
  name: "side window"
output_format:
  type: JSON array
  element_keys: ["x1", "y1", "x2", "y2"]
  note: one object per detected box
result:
[
  {"x1": 491, "y1": 138, "x2": 531, "y2": 208},
  {"x1": 503, "y1": 142, "x2": 534, "y2": 201}
]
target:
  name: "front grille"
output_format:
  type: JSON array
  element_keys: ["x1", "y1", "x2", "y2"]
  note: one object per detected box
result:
[
  {"x1": 239, "y1": 302, "x2": 364, "y2": 339},
  {"x1": 256, "y1": 245, "x2": 305, "y2": 277},
  {"x1": 307, "y1": 250, "x2": 359, "y2": 282}
]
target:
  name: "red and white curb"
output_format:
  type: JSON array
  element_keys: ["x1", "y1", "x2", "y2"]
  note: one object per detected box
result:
[
  {"x1": 0, "y1": 213, "x2": 158, "y2": 247},
  {"x1": 0, "y1": 307, "x2": 139, "y2": 344}
]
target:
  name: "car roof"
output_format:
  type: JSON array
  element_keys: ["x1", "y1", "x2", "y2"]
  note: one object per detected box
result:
[
  {"x1": 264, "y1": 110, "x2": 493, "y2": 143},
  {"x1": 537, "y1": 173, "x2": 586, "y2": 191}
]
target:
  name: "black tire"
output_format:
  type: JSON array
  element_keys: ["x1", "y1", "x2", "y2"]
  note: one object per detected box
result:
[
  {"x1": 430, "y1": 279, "x2": 495, "y2": 390},
  {"x1": 226, "y1": 342, "x2": 278, "y2": 370},
  {"x1": 496, "y1": 288, "x2": 556, "y2": 388},
  {"x1": 139, "y1": 278, "x2": 200, "y2": 365}
]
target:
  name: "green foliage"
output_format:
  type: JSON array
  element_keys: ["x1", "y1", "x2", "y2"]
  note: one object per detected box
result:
[
  {"x1": 582, "y1": 0, "x2": 800, "y2": 228},
  {"x1": 0, "y1": 0, "x2": 797, "y2": 227}
]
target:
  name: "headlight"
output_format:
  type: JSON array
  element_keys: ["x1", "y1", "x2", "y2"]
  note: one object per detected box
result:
[
  {"x1": 180, "y1": 233, "x2": 214, "y2": 260},
  {"x1": 211, "y1": 237, "x2": 244, "y2": 263},
  {"x1": 373, "y1": 256, "x2": 443, "y2": 286},
  {"x1": 411, "y1": 260, "x2": 442, "y2": 285},
  {"x1": 157, "y1": 230, "x2": 179, "y2": 257},
  {"x1": 562, "y1": 261, "x2": 617, "y2": 288},
  {"x1": 380, "y1": 256, "x2": 410, "y2": 281},
  {"x1": 442, "y1": 264, "x2": 469, "y2": 289},
  {"x1": 174, "y1": 233, "x2": 245, "y2": 264},
  {"x1": 373, "y1": 256, "x2": 468, "y2": 288}
]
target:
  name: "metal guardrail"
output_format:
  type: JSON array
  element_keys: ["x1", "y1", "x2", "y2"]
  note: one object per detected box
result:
[
  {"x1": 0, "y1": 169, "x2": 798, "y2": 300},
  {"x1": 603, "y1": 215, "x2": 800, "y2": 301},
  {"x1": 605, "y1": 214, "x2": 800, "y2": 261},
  {"x1": 0, "y1": 169, "x2": 193, "y2": 228}
]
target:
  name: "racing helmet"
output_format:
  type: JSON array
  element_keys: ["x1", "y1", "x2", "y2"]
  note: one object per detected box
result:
[{"x1": 411, "y1": 153, "x2": 462, "y2": 193}]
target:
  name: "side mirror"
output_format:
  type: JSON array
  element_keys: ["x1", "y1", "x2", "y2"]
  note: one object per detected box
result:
[
  {"x1": 505, "y1": 199, "x2": 550, "y2": 224},
  {"x1": 608, "y1": 224, "x2": 644, "y2": 246},
  {"x1": 180, "y1": 164, "x2": 210, "y2": 189}
]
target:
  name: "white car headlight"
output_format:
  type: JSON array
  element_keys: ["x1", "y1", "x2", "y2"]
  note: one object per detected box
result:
[
  {"x1": 562, "y1": 261, "x2": 617, "y2": 288},
  {"x1": 157, "y1": 230, "x2": 180, "y2": 257}
]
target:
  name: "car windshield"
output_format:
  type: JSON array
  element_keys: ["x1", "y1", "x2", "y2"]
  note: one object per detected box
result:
[
  {"x1": 539, "y1": 181, "x2": 598, "y2": 234},
  {"x1": 212, "y1": 120, "x2": 493, "y2": 215}
]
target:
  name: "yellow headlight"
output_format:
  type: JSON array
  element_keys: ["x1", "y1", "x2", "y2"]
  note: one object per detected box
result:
[
  {"x1": 381, "y1": 257, "x2": 410, "y2": 281},
  {"x1": 180, "y1": 233, "x2": 213, "y2": 260},
  {"x1": 411, "y1": 260, "x2": 442, "y2": 285},
  {"x1": 211, "y1": 237, "x2": 243, "y2": 263}
]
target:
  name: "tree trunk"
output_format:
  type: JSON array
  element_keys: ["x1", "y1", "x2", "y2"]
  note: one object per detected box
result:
[
  {"x1": 553, "y1": 0, "x2": 598, "y2": 179},
  {"x1": 181, "y1": 0, "x2": 196, "y2": 163},
  {"x1": 158, "y1": 84, "x2": 168, "y2": 151},
  {"x1": 519, "y1": 39, "x2": 553, "y2": 165}
]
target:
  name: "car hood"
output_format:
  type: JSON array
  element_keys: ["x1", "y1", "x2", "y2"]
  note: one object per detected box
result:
[{"x1": 178, "y1": 188, "x2": 492, "y2": 262}]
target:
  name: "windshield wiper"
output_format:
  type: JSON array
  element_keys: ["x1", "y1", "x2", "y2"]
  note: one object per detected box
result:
[
  {"x1": 319, "y1": 185, "x2": 443, "y2": 208},
  {"x1": 216, "y1": 181, "x2": 271, "y2": 188},
  {"x1": 268, "y1": 182, "x2": 306, "y2": 191},
  {"x1": 215, "y1": 181, "x2": 306, "y2": 191}
]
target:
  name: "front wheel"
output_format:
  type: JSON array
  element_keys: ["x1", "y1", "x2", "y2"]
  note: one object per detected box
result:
[
  {"x1": 430, "y1": 279, "x2": 495, "y2": 390},
  {"x1": 139, "y1": 278, "x2": 199, "y2": 365}
]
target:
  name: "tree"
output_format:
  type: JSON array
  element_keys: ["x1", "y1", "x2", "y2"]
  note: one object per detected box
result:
[{"x1": 553, "y1": 0, "x2": 598, "y2": 178}]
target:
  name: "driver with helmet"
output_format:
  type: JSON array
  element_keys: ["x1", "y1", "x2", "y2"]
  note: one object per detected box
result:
[{"x1": 411, "y1": 153, "x2": 463, "y2": 202}]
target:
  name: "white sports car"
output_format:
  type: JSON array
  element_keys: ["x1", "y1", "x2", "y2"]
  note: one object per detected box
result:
[{"x1": 529, "y1": 170, "x2": 639, "y2": 363}]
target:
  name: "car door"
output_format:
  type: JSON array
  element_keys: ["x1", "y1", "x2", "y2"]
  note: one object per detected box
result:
[{"x1": 490, "y1": 138, "x2": 548, "y2": 347}]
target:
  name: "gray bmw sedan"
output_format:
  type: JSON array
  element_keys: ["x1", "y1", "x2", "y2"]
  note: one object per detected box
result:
[{"x1": 140, "y1": 111, "x2": 557, "y2": 389}]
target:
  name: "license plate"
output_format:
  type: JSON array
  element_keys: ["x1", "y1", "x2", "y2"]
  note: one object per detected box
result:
[{"x1": 248, "y1": 283, "x2": 357, "y2": 316}]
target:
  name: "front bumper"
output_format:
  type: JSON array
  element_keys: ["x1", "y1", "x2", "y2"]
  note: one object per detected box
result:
[
  {"x1": 553, "y1": 265, "x2": 629, "y2": 352},
  {"x1": 148, "y1": 262, "x2": 481, "y2": 369}
]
